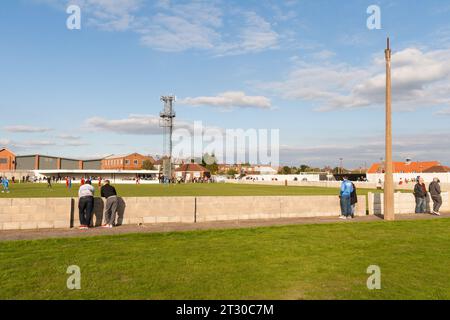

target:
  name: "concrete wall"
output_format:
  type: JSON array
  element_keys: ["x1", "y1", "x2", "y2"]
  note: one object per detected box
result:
[
  {"x1": 196, "y1": 196, "x2": 366, "y2": 222},
  {"x1": 229, "y1": 180, "x2": 378, "y2": 189},
  {"x1": 0, "y1": 195, "x2": 366, "y2": 231},
  {"x1": 368, "y1": 192, "x2": 450, "y2": 215},
  {"x1": 368, "y1": 172, "x2": 450, "y2": 184}
]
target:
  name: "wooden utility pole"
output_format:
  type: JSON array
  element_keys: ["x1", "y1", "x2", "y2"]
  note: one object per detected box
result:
[{"x1": 384, "y1": 38, "x2": 395, "y2": 221}]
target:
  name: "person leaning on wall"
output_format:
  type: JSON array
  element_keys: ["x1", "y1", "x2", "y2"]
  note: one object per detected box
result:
[{"x1": 429, "y1": 177, "x2": 442, "y2": 216}]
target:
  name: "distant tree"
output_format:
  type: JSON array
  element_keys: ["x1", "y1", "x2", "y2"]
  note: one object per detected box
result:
[
  {"x1": 202, "y1": 153, "x2": 219, "y2": 175},
  {"x1": 279, "y1": 166, "x2": 292, "y2": 175},
  {"x1": 299, "y1": 164, "x2": 310, "y2": 172},
  {"x1": 227, "y1": 168, "x2": 238, "y2": 176},
  {"x1": 142, "y1": 160, "x2": 155, "y2": 170}
]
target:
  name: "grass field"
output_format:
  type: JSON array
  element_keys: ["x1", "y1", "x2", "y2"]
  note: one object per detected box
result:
[
  {"x1": 1, "y1": 218, "x2": 450, "y2": 299},
  {"x1": 0, "y1": 182, "x2": 386, "y2": 198}
]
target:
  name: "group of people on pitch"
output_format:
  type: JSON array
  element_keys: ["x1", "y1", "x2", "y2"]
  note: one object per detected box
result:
[{"x1": 78, "y1": 180, "x2": 120, "y2": 230}]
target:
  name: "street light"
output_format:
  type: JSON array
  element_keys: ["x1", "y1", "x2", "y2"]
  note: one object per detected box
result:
[{"x1": 384, "y1": 37, "x2": 395, "y2": 221}]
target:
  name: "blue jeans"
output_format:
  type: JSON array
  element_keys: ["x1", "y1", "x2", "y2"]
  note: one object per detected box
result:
[
  {"x1": 415, "y1": 197, "x2": 426, "y2": 213},
  {"x1": 340, "y1": 196, "x2": 352, "y2": 217}
]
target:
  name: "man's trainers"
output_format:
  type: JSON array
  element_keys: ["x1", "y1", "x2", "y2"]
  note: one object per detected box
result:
[
  {"x1": 339, "y1": 216, "x2": 347, "y2": 220},
  {"x1": 101, "y1": 224, "x2": 113, "y2": 228},
  {"x1": 433, "y1": 211, "x2": 441, "y2": 216},
  {"x1": 347, "y1": 216, "x2": 353, "y2": 220},
  {"x1": 79, "y1": 225, "x2": 88, "y2": 230}
]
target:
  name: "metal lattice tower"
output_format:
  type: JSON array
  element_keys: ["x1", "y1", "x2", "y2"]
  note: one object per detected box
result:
[{"x1": 159, "y1": 95, "x2": 176, "y2": 181}]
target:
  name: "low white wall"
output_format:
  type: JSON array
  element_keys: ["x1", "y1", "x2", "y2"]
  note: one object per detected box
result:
[
  {"x1": 0, "y1": 195, "x2": 366, "y2": 231},
  {"x1": 229, "y1": 180, "x2": 378, "y2": 189},
  {"x1": 368, "y1": 192, "x2": 450, "y2": 215},
  {"x1": 368, "y1": 173, "x2": 450, "y2": 184}
]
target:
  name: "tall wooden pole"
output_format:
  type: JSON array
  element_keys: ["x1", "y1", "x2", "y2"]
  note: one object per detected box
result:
[{"x1": 384, "y1": 38, "x2": 395, "y2": 221}]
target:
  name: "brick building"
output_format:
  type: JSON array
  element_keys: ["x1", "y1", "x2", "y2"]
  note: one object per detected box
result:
[
  {"x1": 0, "y1": 148, "x2": 16, "y2": 171},
  {"x1": 101, "y1": 153, "x2": 155, "y2": 170}
]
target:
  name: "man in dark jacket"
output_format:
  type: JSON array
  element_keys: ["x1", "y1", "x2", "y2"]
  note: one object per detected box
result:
[
  {"x1": 350, "y1": 182, "x2": 358, "y2": 219},
  {"x1": 414, "y1": 177, "x2": 427, "y2": 214},
  {"x1": 101, "y1": 180, "x2": 118, "y2": 228},
  {"x1": 429, "y1": 178, "x2": 442, "y2": 216}
]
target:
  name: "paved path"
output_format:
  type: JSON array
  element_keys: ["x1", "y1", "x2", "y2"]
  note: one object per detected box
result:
[{"x1": 1, "y1": 213, "x2": 449, "y2": 242}]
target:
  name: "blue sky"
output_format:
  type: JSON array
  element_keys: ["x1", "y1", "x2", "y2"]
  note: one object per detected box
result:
[{"x1": 1, "y1": 0, "x2": 450, "y2": 168}]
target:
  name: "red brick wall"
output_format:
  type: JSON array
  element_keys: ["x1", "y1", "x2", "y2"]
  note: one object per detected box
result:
[{"x1": 0, "y1": 149, "x2": 15, "y2": 171}]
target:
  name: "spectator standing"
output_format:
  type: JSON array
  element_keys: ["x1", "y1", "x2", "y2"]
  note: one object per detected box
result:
[
  {"x1": 350, "y1": 182, "x2": 358, "y2": 218},
  {"x1": 339, "y1": 176, "x2": 354, "y2": 220},
  {"x1": 101, "y1": 180, "x2": 119, "y2": 228},
  {"x1": 46, "y1": 176, "x2": 52, "y2": 188},
  {"x1": 78, "y1": 180, "x2": 95, "y2": 230},
  {"x1": 414, "y1": 177, "x2": 427, "y2": 214},
  {"x1": 429, "y1": 178, "x2": 442, "y2": 216}
]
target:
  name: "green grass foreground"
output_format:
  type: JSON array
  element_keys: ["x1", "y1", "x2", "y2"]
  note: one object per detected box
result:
[
  {"x1": 0, "y1": 182, "x2": 384, "y2": 198},
  {"x1": 1, "y1": 219, "x2": 449, "y2": 300}
]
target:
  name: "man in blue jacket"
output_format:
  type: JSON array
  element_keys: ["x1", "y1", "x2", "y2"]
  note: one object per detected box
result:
[
  {"x1": 2, "y1": 177, "x2": 10, "y2": 193},
  {"x1": 339, "y1": 176, "x2": 354, "y2": 219}
]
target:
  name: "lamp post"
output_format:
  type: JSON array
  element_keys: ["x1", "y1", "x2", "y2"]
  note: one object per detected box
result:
[{"x1": 384, "y1": 38, "x2": 395, "y2": 221}]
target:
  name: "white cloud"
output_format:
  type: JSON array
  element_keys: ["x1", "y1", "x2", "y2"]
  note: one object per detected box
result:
[
  {"x1": 70, "y1": 0, "x2": 142, "y2": 31},
  {"x1": 260, "y1": 47, "x2": 450, "y2": 112},
  {"x1": 58, "y1": 134, "x2": 82, "y2": 140},
  {"x1": 216, "y1": 12, "x2": 279, "y2": 56},
  {"x1": 280, "y1": 133, "x2": 450, "y2": 166},
  {"x1": 39, "y1": 0, "x2": 280, "y2": 55},
  {"x1": 180, "y1": 91, "x2": 272, "y2": 110},
  {"x1": 4, "y1": 125, "x2": 52, "y2": 133},
  {"x1": 84, "y1": 114, "x2": 204, "y2": 135},
  {"x1": 435, "y1": 108, "x2": 450, "y2": 115}
]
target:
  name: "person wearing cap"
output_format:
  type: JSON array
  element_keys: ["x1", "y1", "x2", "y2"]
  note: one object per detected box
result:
[
  {"x1": 101, "y1": 180, "x2": 118, "y2": 228},
  {"x1": 429, "y1": 177, "x2": 442, "y2": 216}
]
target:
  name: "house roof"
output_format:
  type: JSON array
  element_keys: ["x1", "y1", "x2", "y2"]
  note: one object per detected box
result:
[
  {"x1": 0, "y1": 148, "x2": 15, "y2": 155},
  {"x1": 422, "y1": 165, "x2": 450, "y2": 173},
  {"x1": 367, "y1": 161, "x2": 440, "y2": 174},
  {"x1": 175, "y1": 163, "x2": 210, "y2": 172}
]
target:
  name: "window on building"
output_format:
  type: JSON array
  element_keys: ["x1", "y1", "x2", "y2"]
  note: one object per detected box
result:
[
  {"x1": 0, "y1": 158, "x2": 7, "y2": 164},
  {"x1": 134, "y1": 160, "x2": 138, "y2": 165},
  {"x1": 125, "y1": 160, "x2": 130, "y2": 165}
]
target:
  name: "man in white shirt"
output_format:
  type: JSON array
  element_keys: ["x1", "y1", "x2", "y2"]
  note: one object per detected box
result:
[{"x1": 78, "y1": 180, "x2": 95, "y2": 230}]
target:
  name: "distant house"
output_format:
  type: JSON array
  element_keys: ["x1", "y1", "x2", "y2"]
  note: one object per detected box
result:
[
  {"x1": 366, "y1": 159, "x2": 450, "y2": 183},
  {"x1": 422, "y1": 165, "x2": 450, "y2": 173},
  {"x1": 367, "y1": 160, "x2": 440, "y2": 174},
  {"x1": 175, "y1": 163, "x2": 210, "y2": 181}
]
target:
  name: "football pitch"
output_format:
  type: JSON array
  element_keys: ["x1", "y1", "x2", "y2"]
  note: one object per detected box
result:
[
  {"x1": 1, "y1": 218, "x2": 450, "y2": 299},
  {"x1": 0, "y1": 182, "x2": 384, "y2": 198}
]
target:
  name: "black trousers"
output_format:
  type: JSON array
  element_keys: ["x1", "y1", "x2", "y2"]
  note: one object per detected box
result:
[
  {"x1": 79, "y1": 196, "x2": 94, "y2": 226},
  {"x1": 431, "y1": 195, "x2": 443, "y2": 213}
]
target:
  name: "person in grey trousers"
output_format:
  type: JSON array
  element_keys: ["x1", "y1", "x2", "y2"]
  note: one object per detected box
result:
[
  {"x1": 100, "y1": 180, "x2": 119, "y2": 228},
  {"x1": 429, "y1": 178, "x2": 442, "y2": 216}
]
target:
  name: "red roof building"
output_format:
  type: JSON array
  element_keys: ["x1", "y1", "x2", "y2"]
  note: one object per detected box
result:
[
  {"x1": 367, "y1": 161, "x2": 441, "y2": 174},
  {"x1": 422, "y1": 165, "x2": 450, "y2": 173}
]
